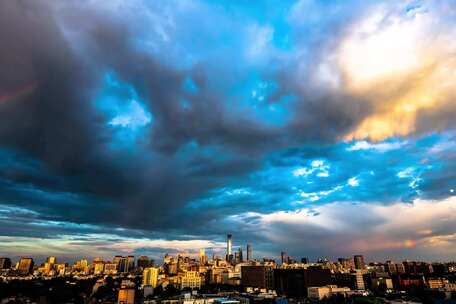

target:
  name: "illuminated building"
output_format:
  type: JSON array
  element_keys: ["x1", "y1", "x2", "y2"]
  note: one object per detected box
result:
[
  {"x1": 118, "y1": 280, "x2": 135, "y2": 304},
  {"x1": 75, "y1": 259, "x2": 89, "y2": 273},
  {"x1": 169, "y1": 263, "x2": 178, "y2": 275},
  {"x1": 427, "y1": 278, "x2": 449, "y2": 289},
  {"x1": 354, "y1": 255, "x2": 365, "y2": 270},
  {"x1": 351, "y1": 270, "x2": 365, "y2": 290},
  {"x1": 226, "y1": 234, "x2": 233, "y2": 262},
  {"x1": 199, "y1": 249, "x2": 207, "y2": 265},
  {"x1": 18, "y1": 257, "x2": 34, "y2": 275},
  {"x1": 143, "y1": 267, "x2": 159, "y2": 288},
  {"x1": 104, "y1": 262, "x2": 117, "y2": 274},
  {"x1": 94, "y1": 261, "x2": 105, "y2": 275},
  {"x1": 334, "y1": 271, "x2": 365, "y2": 290},
  {"x1": 42, "y1": 262, "x2": 52, "y2": 275},
  {"x1": 308, "y1": 285, "x2": 351, "y2": 300},
  {"x1": 179, "y1": 271, "x2": 202, "y2": 289},
  {"x1": 55, "y1": 263, "x2": 67, "y2": 276},
  {"x1": 46, "y1": 256, "x2": 57, "y2": 264},
  {"x1": 395, "y1": 263, "x2": 405, "y2": 274},
  {"x1": 338, "y1": 257, "x2": 353, "y2": 269},
  {"x1": 370, "y1": 277, "x2": 393, "y2": 290}
]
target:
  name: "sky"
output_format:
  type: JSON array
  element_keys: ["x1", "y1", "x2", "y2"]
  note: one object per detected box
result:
[{"x1": 0, "y1": 0, "x2": 455, "y2": 263}]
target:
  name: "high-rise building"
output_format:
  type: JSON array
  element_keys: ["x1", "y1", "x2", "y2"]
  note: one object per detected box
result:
[
  {"x1": 274, "y1": 268, "x2": 332, "y2": 298},
  {"x1": 226, "y1": 234, "x2": 233, "y2": 261},
  {"x1": 396, "y1": 263, "x2": 405, "y2": 274},
  {"x1": 74, "y1": 259, "x2": 89, "y2": 273},
  {"x1": 179, "y1": 271, "x2": 202, "y2": 290},
  {"x1": 127, "y1": 256, "x2": 135, "y2": 272},
  {"x1": 0, "y1": 257, "x2": 11, "y2": 270},
  {"x1": 246, "y1": 244, "x2": 253, "y2": 261},
  {"x1": 18, "y1": 257, "x2": 34, "y2": 275},
  {"x1": 94, "y1": 261, "x2": 105, "y2": 275},
  {"x1": 115, "y1": 256, "x2": 135, "y2": 273},
  {"x1": 118, "y1": 257, "x2": 129, "y2": 273},
  {"x1": 142, "y1": 267, "x2": 159, "y2": 288},
  {"x1": 118, "y1": 280, "x2": 135, "y2": 304},
  {"x1": 46, "y1": 256, "x2": 57, "y2": 265},
  {"x1": 353, "y1": 270, "x2": 365, "y2": 290},
  {"x1": 354, "y1": 255, "x2": 365, "y2": 270},
  {"x1": 199, "y1": 249, "x2": 207, "y2": 265},
  {"x1": 137, "y1": 256, "x2": 152, "y2": 269},
  {"x1": 385, "y1": 261, "x2": 397, "y2": 274},
  {"x1": 113, "y1": 255, "x2": 122, "y2": 267},
  {"x1": 281, "y1": 251, "x2": 287, "y2": 264},
  {"x1": 104, "y1": 263, "x2": 117, "y2": 274},
  {"x1": 241, "y1": 265, "x2": 274, "y2": 289},
  {"x1": 233, "y1": 247, "x2": 243, "y2": 264},
  {"x1": 338, "y1": 258, "x2": 353, "y2": 269}
]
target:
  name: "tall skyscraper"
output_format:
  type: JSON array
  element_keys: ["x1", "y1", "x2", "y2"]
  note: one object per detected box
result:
[
  {"x1": 46, "y1": 256, "x2": 57, "y2": 264},
  {"x1": 18, "y1": 257, "x2": 34, "y2": 275},
  {"x1": 281, "y1": 251, "x2": 287, "y2": 264},
  {"x1": 137, "y1": 256, "x2": 152, "y2": 269},
  {"x1": 247, "y1": 244, "x2": 253, "y2": 261},
  {"x1": 226, "y1": 234, "x2": 233, "y2": 261},
  {"x1": 127, "y1": 256, "x2": 135, "y2": 272},
  {"x1": 199, "y1": 248, "x2": 207, "y2": 265},
  {"x1": 354, "y1": 255, "x2": 365, "y2": 270},
  {"x1": 351, "y1": 270, "x2": 365, "y2": 290},
  {"x1": 143, "y1": 267, "x2": 159, "y2": 288},
  {"x1": 113, "y1": 255, "x2": 122, "y2": 267},
  {"x1": 227, "y1": 234, "x2": 232, "y2": 256},
  {"x1": 118, "y1": 257, "x2": 129, "y2": 273},
  {"x1": 0, "y1": 257, "x2": 11, "y2": 270},
  {"x1": 235, "y1": 247, "x2": 243, "y2": 264}
]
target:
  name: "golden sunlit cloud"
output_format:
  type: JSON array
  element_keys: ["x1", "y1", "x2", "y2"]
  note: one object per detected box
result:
[
  {"x1": 248, "y1": 196, "x2": 456, "y2": 256},
  {"x1": 336, "y1": 4, "x2": 456, "y2": 140}
]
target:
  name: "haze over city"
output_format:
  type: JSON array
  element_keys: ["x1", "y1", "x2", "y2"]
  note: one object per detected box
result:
[{"x1": 0, "y1": 0, "x2": 455, "y2": 264}]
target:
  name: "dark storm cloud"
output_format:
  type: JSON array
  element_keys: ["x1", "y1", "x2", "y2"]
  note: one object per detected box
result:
[
  {"x1": 0, "y1": 0, "x2": 279, "y2": 236},
  {"x1": 0, "y1": 0, "x2": 455, "y2": 261}
]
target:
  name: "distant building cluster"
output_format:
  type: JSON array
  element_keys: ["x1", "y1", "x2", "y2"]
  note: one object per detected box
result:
[{"x1": 2, "y1": 234, "x2": 456, "y2": 303}]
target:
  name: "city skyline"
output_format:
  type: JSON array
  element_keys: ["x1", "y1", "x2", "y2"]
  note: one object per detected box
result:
[
  {"x1": 2, "y1": 233, "x2": 456, "y2": 265},
  {"x1": 4, "y1": 242, "x2": 456, "y2": 303},
  {"x1": 0, "y1": 0, "x2": 456, "y2": 262},
  {"x1": 2, "y1": 247, "x2": 456, "y2": 267}
]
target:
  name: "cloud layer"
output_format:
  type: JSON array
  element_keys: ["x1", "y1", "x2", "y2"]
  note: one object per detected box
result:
[{"x1": 0, "y1": 0, "x2": 455, "y2": 261}]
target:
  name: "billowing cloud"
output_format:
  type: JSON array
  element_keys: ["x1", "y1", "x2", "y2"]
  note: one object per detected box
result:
[
  {"x1": 337, "y1": 2, "x2": 456, "y2": 140},
  {"x1": 228, "y1": 196, "x2": 456, "y2": 261},
  {"x1": 0, "y1": 0, "x2": 455, "y2": 261}
]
